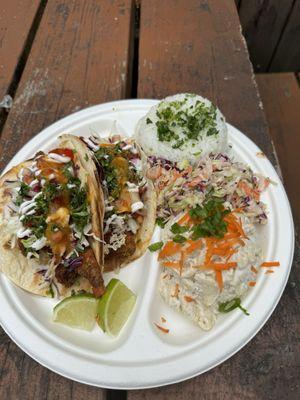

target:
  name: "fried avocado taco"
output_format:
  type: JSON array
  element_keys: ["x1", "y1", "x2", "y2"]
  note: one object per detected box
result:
[
  {"x1": 0, "y1": 134, "x2": 105, "y2": 298},
  {"x1": 82, "y1": 135, "x2": 156, "y2": 271}
]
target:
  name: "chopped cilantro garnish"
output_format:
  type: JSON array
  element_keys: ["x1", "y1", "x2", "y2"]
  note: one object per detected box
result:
[
  {"x1": 155, "y1": 97, "x2": 219, "y2": 149},
  {"x1": 22, "y1": 182, "x2": 58, "y2": 239},
  {"x1": 67, "y1": 178, "x2": 89, "y2": 233},
  {"x1": 156, "y1": 217, "x2": 166, "y2": 228},
  {"x1": 189, "y1": 199, "x2": 229, "y2": 240},
  {"x1": 170, "y1": 223, "x2": 189, "y2": 234},
  {"x1": 95, "y1": 146, "x2": 120, "y2": 199},
  {"x1": 148, "y1": 241, "x2": 164, "y2": 252},
  {"x1": 173, "y1": 234, "x2": 187, "y2": 243},
  {"x1": 62, "y1": 163, "x2": 73, "y2": 179},
  {"x1": 218, "y1": 298, "x2": 249, "y2": 316},
  {"x1": 15, "y1": 182, "x2": 30, "y2": 206}
]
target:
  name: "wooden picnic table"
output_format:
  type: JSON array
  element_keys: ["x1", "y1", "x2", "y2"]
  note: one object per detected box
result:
[{"x1": 0, "y1": 1, "x2": 299, "y2": 399}]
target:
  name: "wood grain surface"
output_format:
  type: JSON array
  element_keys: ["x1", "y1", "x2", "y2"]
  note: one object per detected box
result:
[
  {"x1": 270, "y1": 0, "x2": 300, "y2": 71},
  {"x1": 137, "y1": 0, "x2": 275, "y2": 164},
  {"x1": 256, "y1": 73, "x2": 300, "y2": 235},
  {"x1": 0, "y1": 0, "x2": 41, "y2": 100},
  {"x1": 238, "y1": 0, "x2": 294, "y2": 72},
  {"x1": 0, "y1": 0, "x2": 134, "y2": 172}
]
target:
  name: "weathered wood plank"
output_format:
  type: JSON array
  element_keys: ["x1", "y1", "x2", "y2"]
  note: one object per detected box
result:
[
  {"x1": 0, "y1": 0, "x2": 134, "y2": 172},
  {"x1": 256, "y1": 73, "x2": 300, "y2": 234},
  {"x1": 0, "y1": 338, "x2": 106, "y2": 399},
  {"x1": 138, "y1": 0, "x2": 274, "y2": 161},
  {"x1": 270, "y1": 0, "x2": 300, "y2": 72},
  {"x1": 0, "y1": 0, "x2": 41, "y2": 101},
  {"x1": 238, "y1": 0, "x2": 294, "y2": 72},
  {"x1": 0, "y1": 0, "x2": 134, "y2": 397}
]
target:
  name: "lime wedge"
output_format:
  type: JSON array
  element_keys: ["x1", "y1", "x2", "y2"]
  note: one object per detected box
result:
[
  {"x1": 53, "y1": 294, "x2": 97, "y2": 331},
  {"x1": 97, "y1": 278, "x2": 136, "y2": 337}
]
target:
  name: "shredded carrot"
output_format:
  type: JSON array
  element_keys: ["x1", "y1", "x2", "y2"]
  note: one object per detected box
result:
[
  {"x1": 238, "y1": 181, "x2": 260, "y2": 201},
  {"x1": 225, "y1": 249, "x2": 237, "y2": 262},
  {"x1": 187, "y1": 176, "x2": 203, "y2": 187},
  {"x1": 205, "y1": 238, "x2": 215, "y2": 264},
  {"x1": 210, "y1": 262, "x2": 237, "y2": 270},
  {"x1": 248, "y1": 281, "x2": 256, "y2": 287},
  {"x1": 261, "y1": 261, "x2": 280, "y2": 267},
  {"x1": 215, "y1": 270, "x2": 223, "y2": 290},
  {"x1": 158, "y1": 241, "x2": 181, "y2": 260},
  {"x1": 184, "y1": 296, "x2": 195, "y2": 303},
  {"x1": 161, "y1": 316, "x2": 166, "y2": 323},
  {"x1": 211, "y1": 247, "x2": 228, "y2": 256},
  {"x1": 224, "y1": 214, "x2": 246, "y2": 237},
  {"x1": 162, "y1": 261, "x2": 181, "y2": 269},
  {"x1": 179, "y1": 251, "x2": 185, "y2": 276},
  {"x1": 158, "y1": 209, "x2": 252, "y2": 292},
  {"x1": 265, "y1": 270, "x2": 274, "y2": 274},
  {"x1": 154, "y1": 323, "x2": 169, "y2": 334},
  {"x1": 233, "y1": 207, "x2": 245, "y2": 213},
  {"x1": 171, "y1": 283, "x2": 180, "y2": 298},
  {"x1": 185, "y1": 239, "x2": 202, "y2": 254},
  {"x1": 196, "y1": 262, "x2": 237, "y2": 272},
  {"x1": 251, "y1": 266, "x2": 258, "y2": 274},
  {"x1": 177, "y1": 213, "x2": 191, "y2": 225}
]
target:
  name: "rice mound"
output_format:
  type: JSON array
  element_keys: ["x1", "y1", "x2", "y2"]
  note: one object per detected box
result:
[{"x1": 135, "y1": 93, "x2": 228, "y2": 164}]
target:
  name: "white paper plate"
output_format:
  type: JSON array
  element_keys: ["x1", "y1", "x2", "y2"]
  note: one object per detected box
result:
[{"x1": 0, "y1": 100, "x2": 294, "y2": 389}]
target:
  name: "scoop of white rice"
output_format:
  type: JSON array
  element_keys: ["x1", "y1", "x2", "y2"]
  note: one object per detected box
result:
[{"x1": 135, "y1": 93, "x2": 228, "y2": 164}]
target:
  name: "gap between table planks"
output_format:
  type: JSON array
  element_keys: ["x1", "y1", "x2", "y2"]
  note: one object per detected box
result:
[
  {"x1": 0, "y1": 0, "x2": 134, "y2": 399},
  {"x1": 256, "y1": 73, "x2": 300, "y2": 236},
  {"x1": 238, "y1": 0, "x2": 295, "y2": 72},
  {"x1": 0, "y1": 0, "x2": 44, "y2": 131}
]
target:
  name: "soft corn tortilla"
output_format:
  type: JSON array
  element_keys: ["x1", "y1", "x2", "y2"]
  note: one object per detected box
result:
[{"x1": 0, "y1": 135, "x2": 104, "y2": 297}]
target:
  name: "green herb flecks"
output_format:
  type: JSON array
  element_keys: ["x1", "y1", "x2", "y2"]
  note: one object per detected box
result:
[
  {"x1": 95, "y1": 146, "x2": 121, "y2": 199},
  {"x1": 156, "y1": 217, "x2": 167, "y2": 228},
  {"x1": 172, "y1": 234, "x2": 187, "y2": 243},
  {"x1": 218, "y1": 298, "x2": 249, "y2": 316},
  {"x1": 170, "y1": 223, "x2": 189, "y2": 234},
  {"x1": 155, "y1": 96, "x2": 219, "y2": 149},
  {"x1": 189, "y1": 199, "x2": 230, "y2": 240},
  {"x1": 62, "y1": 163, "x2": 74, "y2": 179},
  {"x1": 22, "y1": 182, "x2": 58, "y2": 239},
  {"x1": 15, "y1": 182, "x2": 30, "y2": 206},
  {"x1": 64, "y1": 174, "x2": 90, "y2": 234},
  {"x1": 148, "y1": 241, "x2": 164, "y2": 252},
  {"x1": 146, "y1": 118, "x2": 152, "y2": 124}
]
